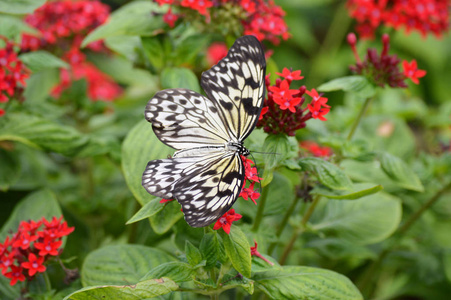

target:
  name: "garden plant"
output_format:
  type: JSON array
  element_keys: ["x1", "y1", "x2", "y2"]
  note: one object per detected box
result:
[{"x1": 0, "y1": 0, "x2": 450, "y2": 299}]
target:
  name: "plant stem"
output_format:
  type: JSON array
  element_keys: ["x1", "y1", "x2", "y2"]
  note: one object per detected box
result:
[
  {"x1": 347, "y1": 97, "x2": 373, "y2": 141},
  {"x1": 251, "y1": 186, "x2": 269, "y2": 232},
  {"x1": 43, "y1": 271, "x2": 52, "y2": 292},
  {"x1": 279, "y1": 196, "x2": 321, "y2": 265},
  {"x1": 357, "y1": 181, "x2": 451, "y2": 297}
]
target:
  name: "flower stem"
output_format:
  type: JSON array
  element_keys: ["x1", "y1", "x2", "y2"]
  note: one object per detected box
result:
[
  {"x1": 279, "y1": 195, "x2": 321, "y2": 265},
  {"x1": 347, "y1": 97, "x2": 373, "y2": 141},
  {"x1": 251, "y1": 186, "x2": 269, "y2": 232},
  {"x1": 357, "y1": 181, "x2": 451, "y2": 297}
]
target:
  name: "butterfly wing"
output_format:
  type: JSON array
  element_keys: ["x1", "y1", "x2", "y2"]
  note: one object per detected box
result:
[
  {"x1": 201, "y1": 35, "x2": 266, "y2": 142},
  {"x1": 142, "y1": 152, "x2": 244, "y2": 227}
]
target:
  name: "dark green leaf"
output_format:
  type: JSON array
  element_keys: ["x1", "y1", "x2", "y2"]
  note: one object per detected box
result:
[
  {"x1": 19, "y1": 51, "x2": 69, "y2": 72},
  {"x1": 64, "y1": 278, "x2": 178, "y2": 300},
  {"x1": 264, "y1": 172, "x2": 294, "y2": 216},
  {"x1": 317, "y1": 75, "x2": 375, "y2": 99},
  {"x1": 378, "y1": 152, "x2": 424, "y2": 192},
  {"x1": 81, "y1": 245, "x2": 176, "y2": 286},
  {"x1": 200, "y1": 232, "x2": 225, "y2": 268},
  {"x1": 126, "y1": 197, "x2": 164, "y2": 224},
  {"x1": 141, "y1": 36, "x2": 166, "y2": 71},
  {"x1": 185, "y1": 241, "x2": 203, "y2": 267},
  {"x1": 0, "y1": 0, "x2": 46, "y2": 14},
  {"x1": 160, "y1": 67, "x2": 200, "y2": 93},
  {"x1": 222, "y1": 225, "x2": 252, "y2": 278},
  {"x1": 150, "y1": 200, "x2": 184, "y2": 234},
  {"x1": 299, "y1": 157, "x2": 353, "y2": 190},
  {"x1": 253, "y1": 266, "x2": 362, "y2": 300},
  {"x1": 23, "y1": 68, "x2": 60, "y2": 103},
  {"x1": 220, "y1": 275, "x2": 254, "y2": 295},
  {"x1": 171, "y1": 34, "x2": 209, "y2": 66},
  {"x1": 0, "y1": 148, "x2": 20, "y2": 191},
  {"x1": 141, "y1": 262, "x2": 194, "y2": 283},
  {"x1": 312, "y1": 183, "x2": 383, "y2": 200},
  {"x1": 82, "y1": 1, "x2": 166, "y2": 47},
  {"x1": 261, "y1": 134, "x2": 294, "y2": 185}
]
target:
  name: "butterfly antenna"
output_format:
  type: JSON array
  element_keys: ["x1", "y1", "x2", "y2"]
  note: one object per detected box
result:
[{"x1": 251, "y1": 151, "x2": 281, "y2": 155}]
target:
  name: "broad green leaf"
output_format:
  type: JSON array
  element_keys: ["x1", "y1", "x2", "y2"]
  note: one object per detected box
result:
[
  {"x1": 81, "y1": 244, "x2": 176, "y2": 286},
  {"x1": 82, "y1": 1, "x2": 166, "y2": 47},
  {"x1": 261, "y1": 134, "x2": 293, "y2": 185},
  {"x1": 141, "y1": 262, "x2": 194, "y2": 283},
  {"x1": 0, "y1": 189, "x2": 62, "y2": 242},
  {"x1": 0, "y1": 15, "x2": 38, "y2": 40},
  {"x1": 141, "y1": 36, "x2": 166, "y2": 71},
  {"x1": 264, "y1": 172, "x2": 294, "y2": 216},
  {"x1": 185, "y1": 241, "x2": 202, "y2": 267},
  {"x1": 311, "y1": 193, "x2": 402, "y2": 245},
  {"x1": 0, "y1": 113, "x2": 88, "y2": 156},
  {"x1": 23, "y1": 68, "x2": 60, "y2": 103},
  {"x1": 253, "y1": 266, "x2": 362, "y2": 300},
  {"x1": 105, "y1": 35, "x2": 141, "y2": 60},
  {"x1": 222, "y1": 225, "x2": 252, "y2": 278},
  {"x1": 318, "y1": 75, "x2": 375, "y2": 99},
  {"x1": 171, "y1": 34, "x2": 210, "y2": 66},
  {"x1": 312, "y1": 183, "x2": 383, "y2": 200},
  {"x1": 64, "y1": 278, "x2": 178, "y2": 300},
  {"x1": 0, "y1": 148, "x2": 20, "y2": 191},
  {"x1": 299, "y1": 157, "x2": 353, "y2": 190},
  {"x1": 0, "y1": 0, "x2": 46, "y2": 14},
  {"x1": 220, "y1": 276, "x2": 254, "y2": 295},
  {"x1": 19, "y1": 51, "x2": 69, "y2": 72},
  {"x1": 76, "y1": 134, "x2": 121, "y2": 158},
  {"x1": 200, "y1": 232, "x2": 225, "y2": 268},
  {"x1": 149, "y1": 200, "x2": 184, "y2": 234},
  {"x1": 122, "y1": 120, "x2": 172, "y2": 205},
  {"x1": 126, "y1": 197, "x2": 163, "y2": 224},
  {"x1": 378, "y1": 152, "x2": 424, "y2": 192},
  {"x1": 160, "y1": 67, "x2": 200, "y2": 93},
  {"x1": 0, "y1": 276, "x2": 19, "y2": 299}
]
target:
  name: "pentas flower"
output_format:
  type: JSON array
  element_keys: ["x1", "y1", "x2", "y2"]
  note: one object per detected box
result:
[
  {"x1": 163, "y1": 8, "x2": 179, "y2": 28},
  {"x1": 239, "y1": 156, "x2": 261, "y2": 204},
  {"x1": 250, "y1": 241, "x2": 274, "y2": 265},
  {"x1": 257, "y1": 69, "x2": 330, "y2": 136},
  {"x1": 206, "y1": 42, "x2": 229, "y2": 66},
  {"x1": 347, "y1": 33, "x2": 426, "y2": 87},
  {"x1": 346, "y1": 0, "x2": 450, "y2": 39},
  {"x1": 0, "y1": 38, "x2": 30, "y2": 116},
  {"x1": 213, "y1": 209, "x2": 242, "y2": 234},
  {"x1": 300, "y1": 141, "x2": 333, "y2": 158},
  {"x1": 0, "y1": 216, "x2": 74, "y2": 286}
]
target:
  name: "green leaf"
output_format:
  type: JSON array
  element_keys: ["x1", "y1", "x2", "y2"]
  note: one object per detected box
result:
[
  {"x1": 0, "y1": 189, "x2": 62, "y2": 242},
  {"x1": 261, "y1": 134, "x2": 294, "y2": 185},
  {"x1": 149, "y1": 200, "x2": 184, "y2": 234},
  {"x1": 171, "y1": 34, "x2": 210, "y2": 66},
  {"x1": 0, "y1": 113, "x2": 89, "y2": 156},
  {"x1": 299, "y1": 157, "x2": 353, "y2": 190},
  {"x1": 444, "y1": 252, "x2": 451, "y2": 283},
  {"x1": 200, "y1": 232, "x2": 225, "y2": 268},
  {"x1": 141, "y1": 36, "x2": 166, "y2": 71},
  {"x1": 23, "y1": 68, "x2": 60, "y2": 103},
  {"x1": 264, "y1": 172, "x2": 294, "y2": 216},
  {"x1": 126, "y1": 197, "x2": 164, "y2": 225},
  {"x1": 141, "y1": 262, "x2": 194, "y2": 283},
  {"x1": 0, "y1": 0, "x2": 46, "y2": 14},
  {"x1": 82, "y1": 1, "x2": 166, "y2": 47},
  {"x1": 312, "y1": 183, "x2": 383, "y2": 200},
  {"x1": 185, "y1": 241, "x2": 203, "y2": 267},
  {"x1": 0, "y1": 15, "x2": 38, "y2": 40},
  {"x1": 105, "y1": 35, "x2": 141, "y2": 60},
  {"x1": 222, "y1": 225, "x2": 252, "y2": 278},
  {"x1": 378, "y1": 152, "x2": 424, "y2": 192},
  {"x1": 160, "y1": 67, "x2": 201, "y2": 93},
  {"x1": 122, "y1": 120, "x2": 172, "y2": 205},
  {"x1": 81, "y1": 245, "x2": 176, "y2": 286},
  {"x1": 19, "y1": 51, "x2": 69, "y2": 72},
  {"x1": 0, "y1": 148, "x2": 20, "y2": 191},
  {"x1": 253, "y1": 266, "x2": 362, "y2": 300},
  {"x1": 311, "y1": 193, "x2": 402, "y2": 245},
  {"x1": 64, "y1": 278, "x2": 178, "y2": 300},
  {"x1": 317, "y1": 75, "x2": 375, "y2": 99}
]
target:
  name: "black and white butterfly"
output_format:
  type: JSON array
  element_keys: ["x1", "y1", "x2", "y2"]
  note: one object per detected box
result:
[{"x1": 142, "y1": 35, "x2": 266, "y2": 227}]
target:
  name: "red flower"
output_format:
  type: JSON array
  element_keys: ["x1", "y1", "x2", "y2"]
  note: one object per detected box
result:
[
  {"x1": 160, "y1": 198, "x2": 174, "y2": 203},
  {"x1": 163, "y1": 8, "x2": 179, "y2": 28},
  {"x1": 259, "y1": 106, "x2": 268, "y2": 120},
  {"x1": 239, "y1": 182, "x2": 260, "y2": 205},
  {"x1": 21, "y1": 253, "x2": 46, "y2": 276},
  {"x1": 402, "y1": 60, "x2": 426, "y2": 84},
  {"x1": 300, "y1": 141, "x2": 333, "y2": 157},
  {"x1": 34, "y1": 237, "x2": 62, "y2": 256},
  {"x1": 213, "y1": 209, "x2": 242, "y2": 234},
  {"x1": 268, "y1": 80, "x2": 299, "y2": 102},
  {"x1": 4, "y1": 265, "x2": 25, "y2": 286},
  {"x1": 0, "y1": 108, "x2": 5, "y2": 117},
  {"x1": 206, "y1": 42, "x2": 228, "y2": 66},
  {"x1": 276, "y1": 68, "x2": 304, "y2": 83},
  {"x1": 12, "y1": 231, "x2": 38, "y2": 250},
  {"x1": 180, "y1": 0, "x2": 213, "y2": 15},
  {"x1": 250, "y1": 241, "x2": 274, "y2": 265}
]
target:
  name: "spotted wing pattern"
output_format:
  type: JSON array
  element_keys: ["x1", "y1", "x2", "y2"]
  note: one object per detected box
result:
[
  {"x1": 201, "y1": 35, "x2": 266, "y2": 141},
  {"x1": 142, "y1": 151, "x2": 244, "y2": 227}
]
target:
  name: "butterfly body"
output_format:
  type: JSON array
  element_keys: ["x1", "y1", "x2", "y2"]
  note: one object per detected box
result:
[{"x1": 142, "y1": 35, "x2": 266, "y2": 227}]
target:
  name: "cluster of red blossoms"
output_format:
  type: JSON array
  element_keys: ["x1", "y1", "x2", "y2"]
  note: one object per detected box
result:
[
  {"x1": 156, "y1": 0, "x2": 290, "y2": 44},
  {"x1": 300, "y1": 141, "x2": 333, "y2": 158},
  {"x1": 257, "y1": 68, "x2": 330, "y2": 136},
  {"x1": 346, "y1": 0, "x2": 450, "y2": 39},
  {"x1": 21, "y1": 0, "x2": 122, "y2": 102},
  {"x1": 347, "y1": 33, "x2": 426, "y2": 88},
  {"x1": 0, "y1": 39, "x2": 30, "y2": 117},
  {"x1": 0, "y1": 216, "x2": 74, "y2": 286}
]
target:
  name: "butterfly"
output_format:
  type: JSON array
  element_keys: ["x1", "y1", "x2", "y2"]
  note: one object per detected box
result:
[{"x1": 142, "y1": 35, "x2": 266, "y2": 227}]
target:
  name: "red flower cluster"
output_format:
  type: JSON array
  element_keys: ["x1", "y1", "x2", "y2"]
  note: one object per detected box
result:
[
  {"x1": 346, "y1": 0, "x2": 450, "y2": 39},
  {"x1": 347, "y1": 33, "x2": 426, "y2": 87},
  {"x1": 0, "y1": 39, "x2": 30, "y2": 117},
  {"x1": 21, "y1": 0, "x2": 109, "y2": 51},
  {"x1": 257, "y1": 68, "x2": 330, "y2": 136},
  {"x1": 300, "y1": 141, "x2": 333, "y2": 158},
  {"x1": 0, "y1": 217, "x2": 74, "y2": 286},
  {"x1": 239, "y1": 157, "x2": 261, "y2": 205},
  {"x1": 156, "y1": 0, "x2": 289, "y2": 44},
  {"x1": 213, "y1": 209, "x2": 242, "y2": 234}
]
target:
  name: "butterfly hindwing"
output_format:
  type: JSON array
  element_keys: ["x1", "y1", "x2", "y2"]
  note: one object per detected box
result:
[
  {"x1": 142, "y1": 152, "x2": 244, "y2": 227},
  {"x1": 201, "y1": 35, "x2": 266, "y2": 141}
]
